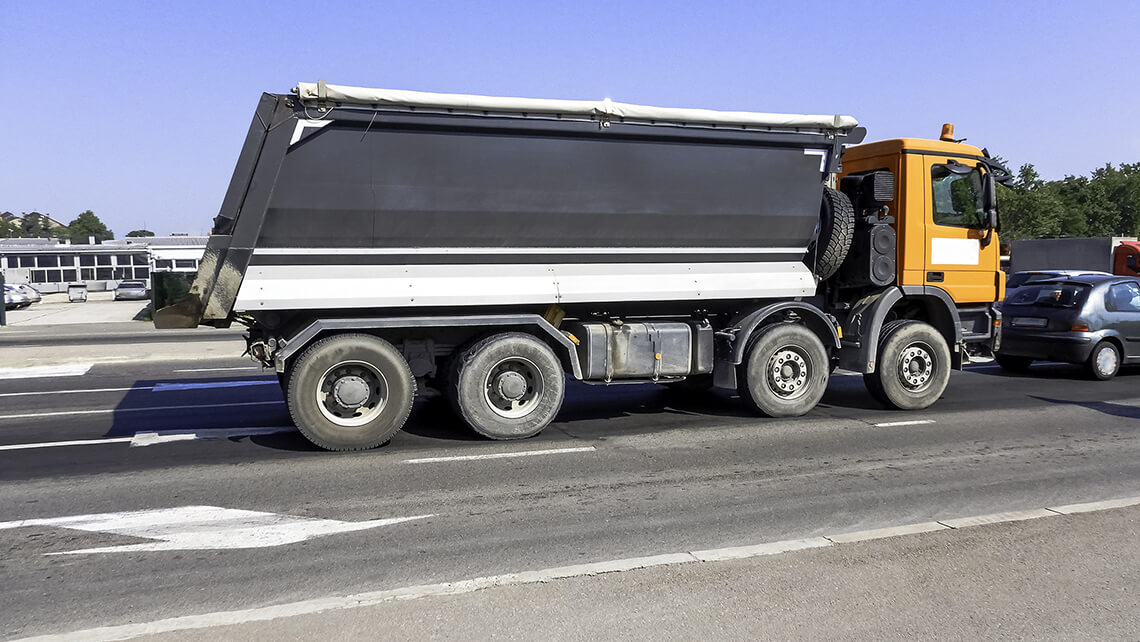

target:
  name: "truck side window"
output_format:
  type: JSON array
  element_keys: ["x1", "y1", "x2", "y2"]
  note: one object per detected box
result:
[{"x1": 931, "y1": 165, "x2": 985, "y2": 229}]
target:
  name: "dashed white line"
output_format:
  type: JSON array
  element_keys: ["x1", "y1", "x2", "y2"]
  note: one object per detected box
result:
[
  {"x1": 0, "y1": 364, "x2": 93, "y2": 380},
  {"x1": 151, "y1": 380, "x2": 277, "y2": 392},
  {"x1": 404, "y1": 446, "x2": 597, "y2": 464},
  {"x1": 0, "y1": 386, "x2": 143, "y2": 398},
  {"x1": 130, "y1": 427, "x2": 296, "y2": 447},
  {"x1": 0, "y1": 437, "x2": 135, "y2": 451},
  {"x1": 35, "y1": 494, "x2": 1140, "y2": 642},
  {"x1": 172, "y1": 366, "x2": 262, "y2": 373},
  {"x1": 0, "y1": 401, "x2": 282, "y2": 422},
  {"x1": 873, "y1": 420, "x2": 936, "y2": 427}
]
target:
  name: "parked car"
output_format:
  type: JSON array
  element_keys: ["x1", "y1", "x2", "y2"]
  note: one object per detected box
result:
[
  {"x1": 13, "y1": 284, "x2": 41, "y2": 305},
  {"x1": 996, "y1": 275, "x2": 1140, "y2": 379},
  {"x1": 114, "y1": 280, "x2": 150, "y2": 301},
  {"x1": 4, "y1": 284, "x2": 30, "y2": 310},
  {"x1": 1001, "y1": 270, "x2": 1111, "y2": 309}
]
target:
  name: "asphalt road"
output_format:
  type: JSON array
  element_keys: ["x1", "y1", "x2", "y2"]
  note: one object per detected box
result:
[{"x1": 2, "y1": 351, "x2": 1140, "y2": 639}]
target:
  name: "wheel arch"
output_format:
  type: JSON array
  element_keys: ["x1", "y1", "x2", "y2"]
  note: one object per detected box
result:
[
  {"x1": 725, "y1": 301, "x2": 841, "y2": 366},
  {"x1": 839, "y1": 286, "x2": 963, "y2": 373},
  {"x1": 273, "y1": 315, "x2": 584, "y2": 380}
]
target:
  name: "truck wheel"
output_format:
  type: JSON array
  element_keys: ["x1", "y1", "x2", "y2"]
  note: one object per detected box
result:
[
  {"x1": 806, "y1": 187, "x2": 855, "y2": 281},
  {"x1": 737, "y1": 324, "x2": 830, "y2": 417},
  {"x1": 286, "y1": 333, "x2": 416, "y2": 451},
  {"x1": 450, "y1": 332, "x2": 565, "y2": 440},
  {"x1": 863, "y1": 320, "x2": 950, "y2": 410},
  {"x1": 1086, "y1": 341, "x2": 1120, "y2": 381}
]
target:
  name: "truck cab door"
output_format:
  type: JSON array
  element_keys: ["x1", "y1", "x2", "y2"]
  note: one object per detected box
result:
[{"x1": 922, "y1": 157, "x2": 1000, "y2": 304}]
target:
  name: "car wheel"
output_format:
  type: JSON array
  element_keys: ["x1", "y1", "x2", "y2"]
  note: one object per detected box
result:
[
  {"x1": 994, "y1": 353, "x2": 1033, "y2": 373},
  {"x1": 1086, "y1": 341, "x2": 1121, "y2": 381}
]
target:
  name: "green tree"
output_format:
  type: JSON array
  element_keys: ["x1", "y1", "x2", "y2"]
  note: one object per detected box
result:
[
  {"x1": 126, "y1": 229, "x2": 155, "y2": 238},
  {"x1": 68, "y1": 210, "x2": 114, "y2": 244},
  {"x1": 997, "y1": 164, "x2": 1070, "y2": 240}
]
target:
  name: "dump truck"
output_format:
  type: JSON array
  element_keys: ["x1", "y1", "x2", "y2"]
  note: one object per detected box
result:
[
  {"x1": 156, "y1": 82, "x2": 1009, "y2": 451},
  {"x1": 1009, "y1": 237, "x2": 1140, "y2": 276}
]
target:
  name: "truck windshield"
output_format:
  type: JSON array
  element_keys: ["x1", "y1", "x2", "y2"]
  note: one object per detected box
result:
[
  {"x1": 1005, "y1": 283, "x2": 1090, "y2": 308},
  {"x1": 931, "y1": 165, "x2": 985, "y2": 229}
]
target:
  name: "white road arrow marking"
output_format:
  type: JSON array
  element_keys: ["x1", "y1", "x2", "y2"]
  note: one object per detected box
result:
[{"x1": 0, "y1": 506, "x2": 433, "y2": 554}]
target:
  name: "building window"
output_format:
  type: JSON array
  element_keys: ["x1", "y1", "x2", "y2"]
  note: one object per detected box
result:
[
  {"x1": 134, "y1": 267, "x2": 150, "y2": 279},
  {"x1": 62, "y1": 269, "x2": 77, "y2": 282},
  {"x1": 81, "y1": 268, "x2": 95, "y2": 280},
  {"x1": 115, "y1": 254, "x2": 133, "y2": 266},
  {"x1": 133, "y1": 254, "x2": 149, "y2": 265},
  {"x1": 46, "y1": 270, "x2": 63, "y2": 283},
  {"x1": 113, "y1": 267, "x2": 131, "y2": 280},
  {"x1": 175, "y1": 259, "x2": 197, "y2": 269},
  {"x1": 96, "y1": 267, "x2": 113, "y2": 280},
  {"x1": 154, "y1": 259, "x2": 173, "y2": 270},
  {"x1": 80, "y1": 255, "x2": 95, "y2": 266},
  {"x1": 31, "y1": 270, "x2": 47, "y2": 283},
  {"x1": 96, "y1": 255, "x2": 112, "y2": 266},
  {"x1": 19, "y1": 256, "x2": 36, "y2": 268},
  {"x1": 37, "y1": 255, "x2": 60, "y2": 268}
]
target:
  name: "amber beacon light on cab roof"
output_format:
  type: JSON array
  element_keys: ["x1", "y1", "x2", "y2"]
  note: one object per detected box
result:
[{"x1": 155, "y1": 81, "x2": 1009, "y2": 451}]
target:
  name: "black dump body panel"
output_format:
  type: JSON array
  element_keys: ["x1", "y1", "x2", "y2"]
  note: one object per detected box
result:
[
  {"x1": 262, "y1": 115, "x2": 827, "y2": 250},
  {"x1": 155, "y1": 92, "x2": 860, "y2": 328}
]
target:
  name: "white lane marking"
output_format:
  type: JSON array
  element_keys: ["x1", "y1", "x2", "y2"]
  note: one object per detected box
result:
[
  {"x1": 873, "y1": 420, "x2": 936, "y2": 427},
  {"x1": 0, "y1": 427, "x2": 297, "y2": 452},
  {"x1": 151, "y1": 380, "x2": 277, "y2": 392},
  {"x1": 0, "y1": 437, "x2": 135, "y2": 452},
  {"x1": 37, "y1": 494, "x2": 1140, "y2": 642},
  {"x1": 173, "y1": 367, "x2": 262, "y2": 373},
  {"x1": 938, "y1": 509, "x2": 1056, "y2": 529},
  {"x1": 830, "y1": 370, "x2": 863, "y2": 377},
  {"x1": 691, "y1": 537, "x2": 829, "y2": 562},
  {"x1": 403, "y1": 446, "x2": 597, "y2": 464},
  {"x1": 0, "y1": 378, "x2": 277, "y2": 398},
  {"x1": 129, "y1": 427, "x2": 296, "y2": 447},
  {"x1": 1049, "y1": 496, "x2": 1140, "y2": 514},
  {"x1": 0, "y1": 386, "x2": 144, "y2": 398},
  {"x1": 826, "y1": 522, "x2": 948, "y2": 544},
  {"x1": 0, "y1": 364, "x2": 92, "y2": 380},
  {"x1": 0, "y1": 401, "x2": 282, "y2": 422},
  {"x1": 0, "y1": 506, "x2": 433, "y2": 555}
]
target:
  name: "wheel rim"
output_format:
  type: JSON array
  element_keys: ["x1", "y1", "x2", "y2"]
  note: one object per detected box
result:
[
  {"x1": 484, "y1": 356, "x2": 544, "y2": 418},
  {"x1": 898, "y1": 341, "x2": 936, "y2": 392},
  {"x1": 1096, "y1": 345, "x2": 1118, "y2": 376},
  {"x1": 316, "y1": 360, "x2": 389, "y2": 427},
  {"x1": 766, "y1": 345, "x2": 813, "y2": 400}
]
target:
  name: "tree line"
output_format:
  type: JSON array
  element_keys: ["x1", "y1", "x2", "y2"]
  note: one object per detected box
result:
[
  {"x1": 0, "y1": 210, "x2": 154, "y2": 243},
  {"x1": 998, "y1": 162, "x2": 1140, "y2": 241}
]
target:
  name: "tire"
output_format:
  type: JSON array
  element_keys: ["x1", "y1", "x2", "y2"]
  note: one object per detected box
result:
[
  {"x1": 737, "y1": 324, "x2": 830, "y2": 418},
  {"x1": 806, "y1": 187, "x2": 855, "y2": 281},
  {"x1": 286, "y1": 333, "x2": 416, "y2": 451},
  {"x1": 994, "y1": 353, "x2": 1033, "y2": 373},
  {"x1": 1086, "y1": 341, "x2": 1120, "y2": 381},
  {"x1": 450, "y1": 332, "x2": 566, "y2": 440},
  {"x1": 863, "y1": 320, "x2": 950, "y2": 410}
]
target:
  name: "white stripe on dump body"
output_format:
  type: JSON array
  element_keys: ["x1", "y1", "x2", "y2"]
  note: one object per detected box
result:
[{"x1": 233, "y1": 261, "x2": 816, "y2": 312}]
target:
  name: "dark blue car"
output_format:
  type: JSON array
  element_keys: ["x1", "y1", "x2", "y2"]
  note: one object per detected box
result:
[{"x1": 996, "y1": 274, "x2": 1140, "y2": 380}]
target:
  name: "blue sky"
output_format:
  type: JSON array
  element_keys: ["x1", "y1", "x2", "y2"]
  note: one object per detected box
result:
[{"x1": 3, "y1": 1, "x2": 1138, "y2": 236}]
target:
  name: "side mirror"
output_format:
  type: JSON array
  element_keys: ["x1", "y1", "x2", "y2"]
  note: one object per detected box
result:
[{"x1": 982, "y1": 172, "x2": 1000, "y2": 232}]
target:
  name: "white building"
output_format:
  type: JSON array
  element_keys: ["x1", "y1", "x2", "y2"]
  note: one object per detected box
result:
[{"x1": 0, "y1": 236, "x2": 207, "y2": 293}]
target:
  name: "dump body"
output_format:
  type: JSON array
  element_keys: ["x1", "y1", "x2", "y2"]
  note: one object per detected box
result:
[{"x1": 156, "y1": 85, "x2": 862, "y2": 328}]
